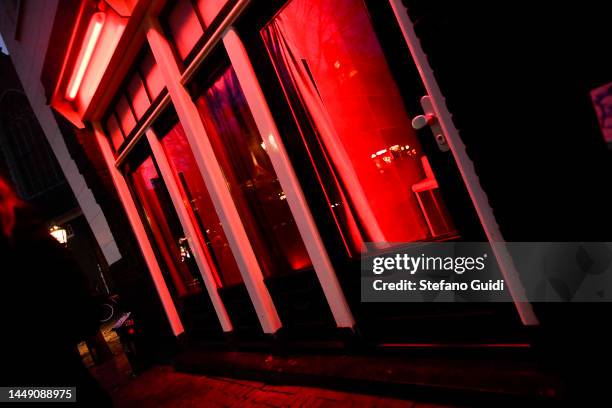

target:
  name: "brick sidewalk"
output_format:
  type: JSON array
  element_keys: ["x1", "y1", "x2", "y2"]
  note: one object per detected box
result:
[
  {"x1": 80, "y1": 321, "x2": 455, "y2": 406},
  {"x1": 109, "y1": 365, "x2": 454, "y2": 408}
]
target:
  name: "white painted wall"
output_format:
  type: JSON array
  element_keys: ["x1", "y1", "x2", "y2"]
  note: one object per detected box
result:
[{"x1": 0, "y1": 0, "x2": 121, "y2": 264}]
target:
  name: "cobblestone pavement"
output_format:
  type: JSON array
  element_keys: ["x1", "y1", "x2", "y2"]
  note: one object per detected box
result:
[{"x1": 109, "y1": 365, "x2": 455, "y2": 408}]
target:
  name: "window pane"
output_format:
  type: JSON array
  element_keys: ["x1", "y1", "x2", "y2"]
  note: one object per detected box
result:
[
  {"x1": 196, "y1": 0, "x2": 228, "y2": 26},
  {"x1": 167, "y1": 0, "x2": 204, "y2": 60},
  {"x1": 194, "y1": 65, "x2": 312, "y2": 276},
  {"x1": 140, "y1": 51, "x2": 164, "y2": 100},
  {"x1": 115, "y1": 94, "x2": 136, "y2": 137},
  {"x1": 105, "y1": 114, "x2": 124, "y2": 152},
  {"x1": 157, "y1": 116, "x2": 244, "y2": 287},
  {"x1": 261, "y1": 0, "x2": 456, "y2": 254},
  {"x1": 129, "y1": 155, "x2": 203, "y2": 297},
  {"x1": 126, "y1": 74, "x2": 150, "y2": 120}
]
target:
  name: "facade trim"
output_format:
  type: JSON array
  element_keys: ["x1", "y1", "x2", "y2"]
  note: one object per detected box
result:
[
  {"x1": 388, "y1": 0, "x2": 538, "y2": 326},
  {"x1": 94, "y1": 121, "x2": 185, "y2": 336}
]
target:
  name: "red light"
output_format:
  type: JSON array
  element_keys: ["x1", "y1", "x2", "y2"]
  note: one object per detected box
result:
[
  {"x1": 66, "y1": 12, "x2": 105, "y2": 101},
  {"x1": 127, "y1": 327, "x2": 135, "y2": 335}
]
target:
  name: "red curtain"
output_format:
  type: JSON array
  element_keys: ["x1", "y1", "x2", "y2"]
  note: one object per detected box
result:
[
  {"x1": 195, "y1": 66, "x2": 312, "y2": 276},
  {"x1": 130, "y1": 156, "x2": 202, "y2": 297},
  {"x1": 262, "y1": 0, "x2": 453, "y2": 253},
  {"x1": 159, "y1": 122, "x2": 244, "y2": 287}
]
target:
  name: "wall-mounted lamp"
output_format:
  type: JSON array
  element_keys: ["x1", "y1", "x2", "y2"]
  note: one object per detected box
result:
[
  {"x1": 65, "y1": 11, "x2": 106, "y2": 101},
  {"x1": 49, "y1": 225, "x2": 68, "y2": 245}
]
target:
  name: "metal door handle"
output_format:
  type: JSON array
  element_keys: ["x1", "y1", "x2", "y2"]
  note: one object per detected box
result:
[
  {"x1": 413, "y1": 96, "x2": 450, "y2": 152},
  {"x1": 411, "y1": 113, "x2": 436, "y2": 130}
]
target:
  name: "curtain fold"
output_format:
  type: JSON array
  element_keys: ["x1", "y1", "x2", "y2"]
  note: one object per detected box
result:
[{"x1": 262, "y1": 16, "x2": 388, "y2": 247}]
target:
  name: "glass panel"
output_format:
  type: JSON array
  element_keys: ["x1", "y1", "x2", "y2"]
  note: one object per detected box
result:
[
  {"x1": 194, "y1": 65, "x2": 312, "y2": 276},
  {"x1": 128, "y1": 153, "x2": 203, "y2": 298},
  {"x1": 126, "y1": 74, "x2": 150, "y2": 120},
  {"x1": 167, "y1": 0, "x2": 205, "y2": 60},
  {"x1": 261, "y1": 0, "x2": 457, "y2": 255},
  {"x1": 157, "y1": 115, "x2": 244, "y2": 287},
  {"x1": 196, "y1": 0, "x2": 228, "y2": 26},
  {"x1": 105, "y1": 113, "x2": 124, "y2": 152},
  {"x1": 115, "y1": 94, "x2": 136, "y2": 137},
  {"x1": 140, "y1": 51, "x2": 164, "y2": 100}
]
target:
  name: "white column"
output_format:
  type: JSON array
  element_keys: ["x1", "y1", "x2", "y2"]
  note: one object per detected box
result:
[
  {"x1": 93, "y1": 122, "x2": 185, "y2": 336},
  {"x1": 222, "y1": 28, "x2": 355, "y2": 329},
  {"x1": 388, "y1": 0, "x2": 538, "y2": 326},
  {"x1": 145, "y1": 17, "x2": 282, "y2": 334},
  {"x1": 146, "y1": 129, "x2": 234, "y2": 332}
]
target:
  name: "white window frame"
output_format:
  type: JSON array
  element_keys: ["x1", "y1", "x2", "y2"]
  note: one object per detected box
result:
[
  {"x1": 222, "y1": 28, "x2": 355, "y2": 329},
  {"x1": 145, "y1": 15, "x2": 283, "y2": 334},
  {"x1": 93, "y1": 122, "x2": 185, "y2": 336}
]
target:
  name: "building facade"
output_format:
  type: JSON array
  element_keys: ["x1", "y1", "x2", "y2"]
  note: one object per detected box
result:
[
  {"x1": 2, "y1": 0, "x2": 611, "y2": 354},
  {"x1": 0, "y1": 51, "x2": 113, "y2": 300}
]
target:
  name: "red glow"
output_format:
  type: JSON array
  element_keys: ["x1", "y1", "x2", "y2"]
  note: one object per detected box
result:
[
  {"x1": 196, "y1": 0, "x2": 228, "y2": 26},
  {"x1": 159, "y1": 121, "x2": 244, "y2": 287},
  {"x1": 262, "y1": 0, "x2": 457, "y2": 252},
  {"x1": 195, "y1": 66, "x2": 312, "y2": 275},
  {"x1": 130, "y1": 156, "x2": 203, "y2": 298},
  {"x1": 167, "y1": 0, "x2": 204, "y2": 60},
  {"x1": 66, "y1": 12, "x2": 105, "y2": 101}
]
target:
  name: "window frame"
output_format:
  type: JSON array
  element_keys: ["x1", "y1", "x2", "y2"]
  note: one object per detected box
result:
[{"x1": 102, "y1": 47, "x2": 169, "y2": 156}]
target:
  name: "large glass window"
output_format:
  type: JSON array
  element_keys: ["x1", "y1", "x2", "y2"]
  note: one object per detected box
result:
[
  {"x1": 126, "y1": 147, "x2": 203, "y2": 299},
  {"x1": 193, "y1": 62, "x2": 312, "y2": 277},
  {"x1": 154, "y1": 109, "x2": 244, "y2": 287},
  {"x1": 261, "y1": 0, "x2": 456, "y2": 255}
]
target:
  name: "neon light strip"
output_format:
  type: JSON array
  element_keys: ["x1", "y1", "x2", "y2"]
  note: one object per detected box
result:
[{"x1": 66, "y1": 12, "x2": 105, "y2": 101}]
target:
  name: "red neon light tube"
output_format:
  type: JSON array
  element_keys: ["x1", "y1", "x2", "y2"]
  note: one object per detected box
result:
[{"x1": 65, "y1": 12, "x2": 105, "y2": 101}]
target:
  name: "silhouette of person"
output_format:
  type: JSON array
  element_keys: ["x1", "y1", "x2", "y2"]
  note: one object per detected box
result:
[{"x1": 0, "y1": 177, "x2": 112, "y2": 407}]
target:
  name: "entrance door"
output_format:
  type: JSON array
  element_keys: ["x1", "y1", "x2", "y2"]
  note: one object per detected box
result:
[
  {"x1": 124, "y1": 141, "x2": 223, "y2": 340},
  {"x1": 241, "y1": 0, "x2": 523, "y2": 344}
]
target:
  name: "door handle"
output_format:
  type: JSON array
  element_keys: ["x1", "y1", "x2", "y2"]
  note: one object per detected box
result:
[
  {"x1": 411, "y1": 113, "x2": 436, "y2": 130},
  {"x1": 411, "y1": 95, "x2": 450, "y2": 152}
]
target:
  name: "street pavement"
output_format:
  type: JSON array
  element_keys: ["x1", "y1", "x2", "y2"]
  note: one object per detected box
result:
[
  {"x1": 109, "y1": 365, "x2": 454, "y2": 408},
  {"x1": 78, "y1": 322, "x2": 456, "y2": 407}
]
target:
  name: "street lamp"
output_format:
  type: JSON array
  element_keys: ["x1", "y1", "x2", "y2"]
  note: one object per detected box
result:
[{"x1": 49, "y1": 225, "x2": 68, "y2": 245}]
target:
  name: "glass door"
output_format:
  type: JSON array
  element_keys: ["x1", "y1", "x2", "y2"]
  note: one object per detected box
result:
[
  {"x1": 124, "y1": 141, "x2": 223, "y2": 339},
  {"x1": 243, "y1": 0, "x2": 523, "y2": 343}
]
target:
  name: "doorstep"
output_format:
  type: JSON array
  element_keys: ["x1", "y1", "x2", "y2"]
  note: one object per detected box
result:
[{"x1": 173, "y1": 346, "x2": 563, "y2": 406}]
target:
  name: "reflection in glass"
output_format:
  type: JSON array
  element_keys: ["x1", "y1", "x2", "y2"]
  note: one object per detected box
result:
[
  {"x1": 158, "y1": 119, "x2": 244, "y2": 287},
  {"x1": 194, "y1": 66, "x2": 312, "y2": 277},
  {"x1": 129, "y1": 154, "x2": 203, "y2": 297},
  {"x1": 262, "y1": 0, "x2": 456, "y2": 255}
]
